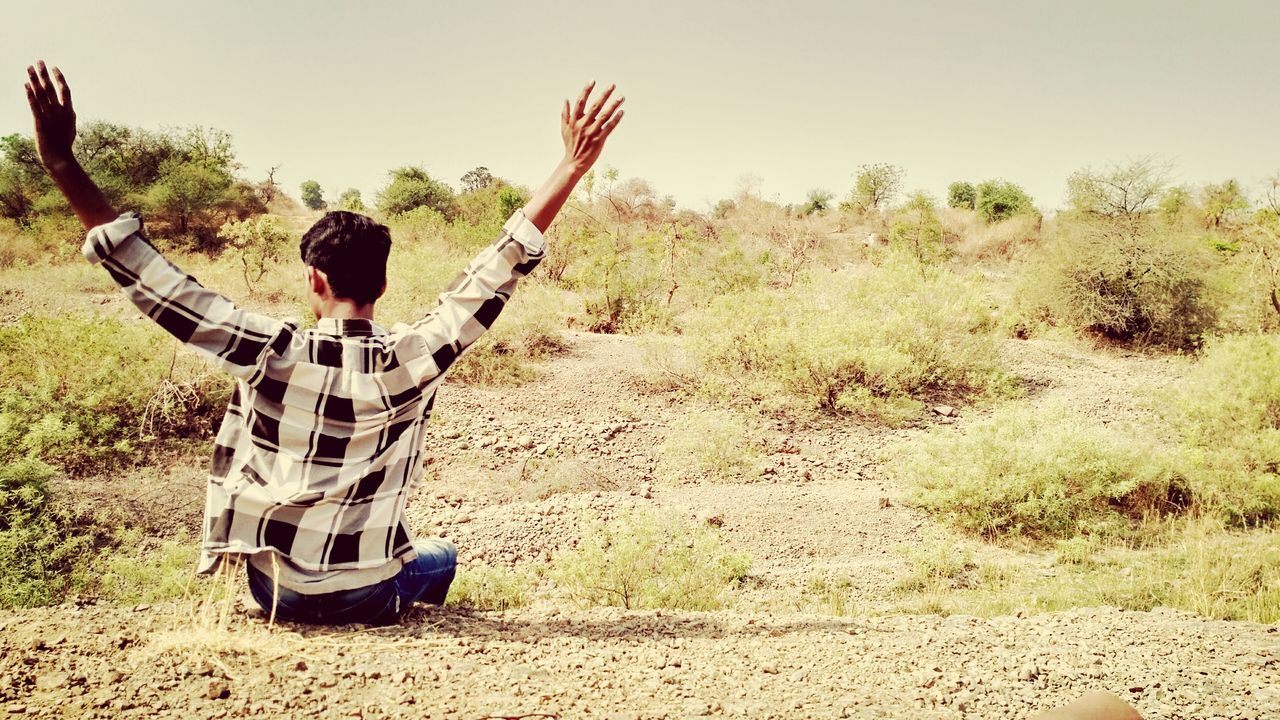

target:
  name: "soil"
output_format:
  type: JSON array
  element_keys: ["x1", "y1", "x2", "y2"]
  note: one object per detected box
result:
[{"x1": 4, "y1": 329, "x2": 1273, "y2": 719}]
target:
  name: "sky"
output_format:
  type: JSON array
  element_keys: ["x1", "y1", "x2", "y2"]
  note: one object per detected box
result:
[{"x1": 3, "y1": 0, "x2": 1278, "y2": 212}]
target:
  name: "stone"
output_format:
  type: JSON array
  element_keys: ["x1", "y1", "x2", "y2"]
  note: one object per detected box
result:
[
  {"x1": 207, "y1": 680, "x2": 231, "y2": 700},
  {"x1": 932, "y1": 405, "x2": 956, "y2": 417}
]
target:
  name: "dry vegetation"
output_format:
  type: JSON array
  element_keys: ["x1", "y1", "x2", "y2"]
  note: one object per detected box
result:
[{"x1": 2, "y1": 150, "x2": 1279, "y2": 633}]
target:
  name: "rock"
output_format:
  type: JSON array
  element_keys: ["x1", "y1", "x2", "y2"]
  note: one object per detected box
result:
[
  {"x1": 518, "y1": 436, "x2": 535, "y2": 449},
  {"x1": 442, "y1": 429, "x2": 462, "y2": 439},
  {"x1": 132, "y1": 604, "x2": 151, "y2": 612},
  {"x1": 932, "y1": 405, "x2": 956, "y2": 417},
  {"x1": 206, "y1": 680, "x2": 230, "y2": 700},
  {"x1": 35, "y1": 672, "x2": 69, "y2": 690},
  {"x1": 878, "y1": 497, "x2": 892, "y2": 509}
]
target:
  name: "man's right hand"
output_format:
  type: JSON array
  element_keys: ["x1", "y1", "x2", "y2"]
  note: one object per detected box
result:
[
  {"x1": 560, "y1": 81, "x2": 625, "y2": 176},
  {"x1": 24, "y1": 60, "x2": 78, "y2": 171}
]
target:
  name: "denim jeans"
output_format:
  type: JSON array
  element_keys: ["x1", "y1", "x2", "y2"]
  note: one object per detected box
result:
[{"x1": 246, "y1": 538, "x2": 457, "y2": 625}]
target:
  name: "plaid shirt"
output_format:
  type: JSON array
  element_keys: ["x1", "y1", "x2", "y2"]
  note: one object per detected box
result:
[{"x1": 83, "y1": 209, "x2": 545, "y2": 577}]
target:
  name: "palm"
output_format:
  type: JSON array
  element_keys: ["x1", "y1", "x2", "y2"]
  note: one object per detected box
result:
[{"x1": 561, "y1": 81, "x2": 625, "y2": 173}]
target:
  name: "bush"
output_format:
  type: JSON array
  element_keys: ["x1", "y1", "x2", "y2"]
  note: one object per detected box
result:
[
  {"x1": 0, "y1": 458, "x2": 106, "y2": 608},
  {"x1": 217, "y1": 215, "x2": 292, "y2": 294},
  {"x1": 683, "y1": 265, "x2": 1011, "y2": 423},
  {"x1": 0, "y1": 315, "x2": 229, "y2": 473},
  {"x1": 446, "y1": 564, "x2": 535, "y2": 611},
  {"x1": 1167, "y1": 335, "x2": 1280, "y2": 526},
  {"x1": 976, "y1": 180, "x2": 1034, "y2": 223},
  {"x1": 657, "y1": 408, "x2": 760, "y2": 482},
  {"x1": 386, "y1": 206, "x2": 447, "y2": 245},
  {"x1": 1031, "y1": 223, "x2": 1219, "y2": 348},
  {"x1": 896, "y1": 403, "x2": 1189, "y2": 541},
  {"x1": 551, "y1": 509, "x2": 749, "y2": 610},
  {"x1": 377, "y1": 166, "x2": 456, "y2": 220}
]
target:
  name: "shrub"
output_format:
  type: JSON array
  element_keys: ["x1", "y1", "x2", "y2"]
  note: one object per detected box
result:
[
  {"x1": 1167, "y1": 334, "x2": 1280, "y2": 525},
  {"x1": 0, "y1": 458, "x2": 106, "y2": 608},
  {"x1": 1031, "y1": 223, "x2": 1219, "y2": 348},
  {"x1": 657, "y1": 408, "x2": 760, "y2": 482},
  {"x1": 0, "y1": 315, "x2": 229, "y2": 473},
  {"x1": 947, "y1": 181, "x2": 977, "y2": 210},
  {"x1": 683, "y1": 265, "x2": 1010, "y2": 423},
  {"x1": 386, "y1": 206, "x2": 447, "y2": 245},
  {"x1": 446, "y1": 564, "x2": 535, "y2": 611},
  {"x1": 896, "y1": 403, "x2": 1189, "y2": 541},
  {"x1": 377, "y1": 166, "x2": 456, "y2": 220},
  {"x1": 551, "y1": 509, "x2": 750, "y2": 610},
  {"x1": 217, "y1": 215, "x2": 292, "y2": 294},
  {"x1": 299, "y1": 180, "x2": 326, "y2": 210},
  {"x1": 976, "y1": 180, "x2": 1034, "y2": 223}
]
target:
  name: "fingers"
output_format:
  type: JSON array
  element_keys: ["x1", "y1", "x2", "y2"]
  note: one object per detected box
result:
[
  {"x1": 589, "y1": 95, "x2": 625, "y2": 133},
  {"x1": 573, "y1": 80, "x2": 594, "y2": 122},
  {"x1": 562, "y1": 99, "x2": 570, "y2": 128},
  {"x1": 26, "y1": 65, "x2": 48, "y2": 109},
  {"x1": 37, "y1": 61, "x2": 56, "y2": 102},
  {"x1": 582, "y1": 83, "x2": 616, "y2": 125},
  {"x1": 53, "y1": 67, "x2": 71, "y2": 108},
  {"x1": 24, "y1": 82, "x2": 42, "y2": 118},
  {"x1": 598, "y1": 109, "x2": 625, "y2": 139}
]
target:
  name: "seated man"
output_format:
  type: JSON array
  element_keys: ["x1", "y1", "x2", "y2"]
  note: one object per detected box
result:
[{"x1": 23, "y1": 60, "x2": 623, "y2": 624}]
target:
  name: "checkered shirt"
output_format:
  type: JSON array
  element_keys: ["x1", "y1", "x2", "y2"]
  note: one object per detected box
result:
[{"x1": 82, "y1": 209, "x2": 545, "y2": 575}]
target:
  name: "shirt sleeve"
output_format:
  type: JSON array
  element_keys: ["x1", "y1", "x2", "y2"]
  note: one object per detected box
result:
[
  {"x1": 399, "y1": 208, "x2": 546, "y2": 386},
  {"x1": 83, "y1": 211, "x2": 290, "y2": 381}
]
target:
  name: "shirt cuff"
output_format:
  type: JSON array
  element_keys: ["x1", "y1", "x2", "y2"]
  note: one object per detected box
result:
[
  {"x1": 502, "y1": 209, "x2": 546, "y2": 254},
  {"x1": 82, "y1": 211, "x2": 144, "y2": 265}
]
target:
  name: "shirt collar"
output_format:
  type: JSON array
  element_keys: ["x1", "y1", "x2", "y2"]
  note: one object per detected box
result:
[{"x1": 315, "y1": 317, "x2": 386, "y2": 337}]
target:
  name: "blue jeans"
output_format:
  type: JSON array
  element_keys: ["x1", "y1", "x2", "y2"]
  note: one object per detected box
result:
[{"x1": 246, "y1": 538, "x2": 457, "y2": 625}]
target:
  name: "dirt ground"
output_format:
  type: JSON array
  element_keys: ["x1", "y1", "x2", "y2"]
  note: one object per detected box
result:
[{"x1": 5, "y1": 328, "x2": 1274, "y2": 719}]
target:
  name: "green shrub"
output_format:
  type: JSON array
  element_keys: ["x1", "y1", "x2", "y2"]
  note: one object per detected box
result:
[
  {"x1": 217, "y1": 215, "x2": 293, "y2": 294},
  {"x1": 976, "y1": 180, "x2": 1034, "y2": 223},
  {"x1": 551, "y1": 509, "x2": 750, "y2": 610},
  {"x1": 446, "y1": 564, "x2": 536, "y2": 611},
  {"x1": 1167, "y1": 334, "x2": 1280, "y2": 525},
  {"x1": 684, "y1": 265, "x2": 1011, "y2": 423},
  {"x1": 657, "y1": 408, "x2": 760, "y2": 482},
  {"x1": 896, "y1": 403, "x2": 1188, "y2": 541},
  {"x1": 0, "y1": 458, "x2": 106, "y2": 608},
  {"x1": 0, "y1": 315, "x2": 229, "y2": 472},
  {"x1": 1031, "y1": 224, "x2": 1219, "y2": 348}
]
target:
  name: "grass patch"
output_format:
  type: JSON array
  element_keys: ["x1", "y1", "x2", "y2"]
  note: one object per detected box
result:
[
  {"x1": 684, "y1": 265, "x2": 1012, "y2": 423},
  {"x1": 895, "y1": 402, "x2": 1188, "y2": 541},
  {"x1": 551, "y1": 508, "x2": 750, "y2": 610},
  {"x1": 887, "y1": 524, "x2": 1280, "y2": 623},
  {"x1": 446, "y1": 563, "x2": 536, "y2": 611}
]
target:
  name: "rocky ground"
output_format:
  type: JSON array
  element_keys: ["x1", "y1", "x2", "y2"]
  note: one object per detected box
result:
[
  {"x1": 1, "y1": 602, "x2": 1275, "y2": 719},
  {"x1": 4, "y1": 328, "x2": 1272, "y2": 719}
]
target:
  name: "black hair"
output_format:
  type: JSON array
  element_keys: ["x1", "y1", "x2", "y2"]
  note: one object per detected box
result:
[{"x1": 299, "y1": 211, "x2": 392, "y2": 306}]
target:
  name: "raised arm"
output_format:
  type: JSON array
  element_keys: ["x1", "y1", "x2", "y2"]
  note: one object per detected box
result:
[
  {"x1": 24, "y1": 60, "x2": 288, "y2": 380},
  {"x1": 523, "y1": 80, "x2": 625, "y2": 232},
  {"x1": 399, "y1": 81, "x2": 624, "y2": 386}
]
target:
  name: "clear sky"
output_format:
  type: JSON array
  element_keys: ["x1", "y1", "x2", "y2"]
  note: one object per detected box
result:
[{"x1": 3, "y1": 0, "x2": 1278, "y2": 212}]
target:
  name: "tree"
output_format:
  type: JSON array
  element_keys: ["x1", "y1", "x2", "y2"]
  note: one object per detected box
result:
[
  {"x1": 976, "y1": 180, "x2": 1033, "y2": 223},
  {"x1": 947, "y1": 181, "x2": 977, "y2": 210},
  {"x1": 1066, "y1": 158, "x2": 1169, "y2": 221},
  {"x1": 377, "y1": 166, "x2": 456, "y2": 219},
  {"x1": 890, "y1": 191, "x2": 945, "y2": 267},
  {"x1": 800, "y1": 188, "x2": 834, "y2": 216},
  {"x1": 460, "y1": 166, "x2": 495, "y2": 193},
  {"x1": 1199, "y1": 179, "x2": 1248, "y2": 229},
  {"x1": 146, "y1": 158, "x2": 234, "y2": 234},
  {"x1": 845, "y1": 163, "x2": 903, "y2": 212},
  {"x1": 300, "y1": 180, "x2": 326, "y2": 210},
  {"x1": 218, "y1": 215, "x2": 292, "y2": 293},
  {"x1": 336, "y1": 188, "x2": 365, "y2": 212}
]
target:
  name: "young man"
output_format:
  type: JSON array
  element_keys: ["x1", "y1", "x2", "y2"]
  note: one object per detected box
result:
[{"x1": 23, "y1": 61, "x2": 624, "y2": 624}]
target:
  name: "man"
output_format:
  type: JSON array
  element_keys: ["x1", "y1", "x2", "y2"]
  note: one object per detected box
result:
[{"x1": 23, "y1": 60, "x2": 624, "y2": 624}]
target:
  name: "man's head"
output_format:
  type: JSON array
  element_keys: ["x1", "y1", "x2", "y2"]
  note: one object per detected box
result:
[{"x1": 299, "y1": 211, "x2": 392, "y2": 318}]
